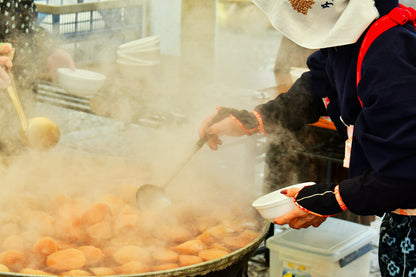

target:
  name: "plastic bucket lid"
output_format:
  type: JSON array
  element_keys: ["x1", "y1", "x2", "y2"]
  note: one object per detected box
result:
[{"x1": 267, "y1": 217, "x2": 377, "y2": 262}]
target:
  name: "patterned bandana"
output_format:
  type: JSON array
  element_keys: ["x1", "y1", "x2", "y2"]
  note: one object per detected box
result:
[{"x1": 252, "y1": 0, "x2": 379, "y2": 49}]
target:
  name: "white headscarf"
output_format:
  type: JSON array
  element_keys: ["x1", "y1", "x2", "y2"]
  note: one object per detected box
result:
[{"x1": 252, "y1": 0, "x2": 379, "y2": 49}]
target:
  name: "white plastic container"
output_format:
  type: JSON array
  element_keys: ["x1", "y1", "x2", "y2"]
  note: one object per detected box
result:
[
  {"x1": 252, "y1": 182, "x2": 315, "y2": 221},
  {"x1": 267, "y1": 217, "x2": 377, "y2": 277}
]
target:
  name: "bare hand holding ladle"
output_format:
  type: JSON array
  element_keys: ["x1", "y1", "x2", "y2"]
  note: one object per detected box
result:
[{"x1": 5, "y1": 69, "x2": 60, "y2": 150}]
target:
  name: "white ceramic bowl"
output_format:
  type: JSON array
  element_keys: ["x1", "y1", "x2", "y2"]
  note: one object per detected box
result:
[
  {"x1": 118, "y1": 40, "x2": 160, "y2": 52},
  {"x1": 117, "y1": 51, "x2": 160, "y2": 64},
  {"x1": 117, "y1": 47, "x2": 161, "y2": 61},
  {"x1": 116, "y1": 56, "x2": 155, "y2": 65},
  {"x1": 57, "y1": 68, "x2": 106, "y2": 97},
  {"x1": 252, "y1": 182, "x2": 315, "y2": 222},
  {"x1": 118, "y1": 36, "x2": 160, "y2": 50},
  {"x1": 116, "y1": 59, "x2": 160, "y2": 81}
]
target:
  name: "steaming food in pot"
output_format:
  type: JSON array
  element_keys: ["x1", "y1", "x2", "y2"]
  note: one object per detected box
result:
[{"x1": 0, "y1": 155, "x2": 263, "y2": 276}]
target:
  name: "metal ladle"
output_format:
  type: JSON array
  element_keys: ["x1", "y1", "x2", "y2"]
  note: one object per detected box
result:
[
  {"x1": 135, "y1": 137, "x2": 207, "y2": 210},
  {"x1": 6, "y1": 71, "x2": 60, "y2": 150},
  {"x1": 136, "y1": 111, "x2": 229, "y2": 210}
]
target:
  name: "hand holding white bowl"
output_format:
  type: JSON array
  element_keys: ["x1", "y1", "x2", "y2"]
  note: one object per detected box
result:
[
  {"x1": 273, "y1": 186, "x2": 327, "y2": 229},
  {"x1": 252, "y1": 181, "x2": 326, "y2": 229}
]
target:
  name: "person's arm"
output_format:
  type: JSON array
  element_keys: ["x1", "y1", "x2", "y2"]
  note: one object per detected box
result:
[
  {"x1": 200, "y1": 50, "x2": 331, "y2": 149},
  {"x1": 255, "y1": 72, "x2": 326, "y2": 133},
  {"x1": 200, "y1": 73, "x2": 326, "y2": 149},
  {"x1": 256, "y1": 50, "x2": 333, "y2": 133}
]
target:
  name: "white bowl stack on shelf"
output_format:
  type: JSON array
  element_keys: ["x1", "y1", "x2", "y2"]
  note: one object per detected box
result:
[{"x1": 116, "y1": 36, "x2": 161, "y2": 81}]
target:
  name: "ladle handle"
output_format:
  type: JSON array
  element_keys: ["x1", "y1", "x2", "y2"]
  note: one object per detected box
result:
[
  {"x1": 6, "y1": 72, "x2": 28, "y2": 130},
  {"x1": 195, "y1": 136, "x2": 207, "y2": 150},
  {"x1": 162, "y1": 139, "x2": 205, "y2": 188},
  {"x1": 162, "y1": 110, "x2": 230, "y2": 188},
  {"x1": 195, "y1": 107, "x2": 232, "y2": 149}
]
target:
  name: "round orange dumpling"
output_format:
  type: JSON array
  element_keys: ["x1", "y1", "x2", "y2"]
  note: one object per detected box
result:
[
  {"x1": 172, "y1": 239, "x2": 206, "y2": 255},
  {"x1": 46, "y1": 248, "x2": 86, "y2": 271},
  {"x1": 151, "y1": 248, "x2": 178, "y2": 264},
  {"x1": 81, "y1": 203, "x2": 112, "y2": 226},
  {"x1": 178, "y1": 255, "x2": 203, "y2": 267},
  {"x1": 61, "y1": 269, "x2": 92, "y2": 276},
  {"x1": 89, "y1": 267, "x2": 115, "y2": 276},
  {"x1": 19, "y1": 268, "x2": 52, "y2": 275},
  {"x1": 117, "y1": 261, "x2": 149, "y2": 274},
  {"x1": 198, "y1": 248, "x2": 230, "y2": 261},
  {"x1": 113, "y1": 245, "x2": 151, "y2": 265},
  {"x1": 0, "y1": 250, "x2": 26, "y2": 270},
  {"x1": 150, "y1": 263, "x2": 179, "y2": 272},
  {"x1": 78, "y1": 246, "x2": 103, "y2": 266},
  {"x1": 1, "y1": 235, "x2": 26, "y2": 252},
  {"x1": 32, "y1": 237, "x2": 59, "y2": 256},
  {"x1": 86, "y1": 221, "x2": 112, "y2": 241}
]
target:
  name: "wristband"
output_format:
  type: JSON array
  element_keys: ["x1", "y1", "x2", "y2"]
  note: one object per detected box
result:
[
  {"x1": 217, "y1": 107, "x2": 266, "y2": 135},
  {"x1": 335, "y1": 185, "x2": 348, "y2": 211}
]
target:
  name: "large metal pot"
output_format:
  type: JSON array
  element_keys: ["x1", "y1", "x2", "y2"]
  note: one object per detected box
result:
[
  {"x1": 0, "y1": 223, "x2": 269, "y2": 277},
  {"x1": 0, "y1": 154, "x2": 269, "y2": 277}
]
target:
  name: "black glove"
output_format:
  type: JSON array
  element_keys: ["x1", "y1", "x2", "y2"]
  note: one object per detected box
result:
[
  {"x1": 294, "y1": 183, "x2": 345, "y2": 216},
  {"x1": 215, "y1": 107, "x2": 265, "y2": 135}
]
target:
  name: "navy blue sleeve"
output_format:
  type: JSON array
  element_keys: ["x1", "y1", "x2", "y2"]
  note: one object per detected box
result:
[
  {"x1": 340, "y1": 171, "x2": 416, "y2": 216},
  {"x1": 307, "y1": 50, "x2": 348, "y2": 139},
  {"x1": 306, "y1": 50, "x2": 335, "y2": 99},
  {"x1": 255, "y1": 51, "x2": 328, "y2": 133}
]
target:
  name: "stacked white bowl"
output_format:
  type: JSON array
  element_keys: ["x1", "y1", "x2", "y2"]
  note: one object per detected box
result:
[{"x1": 116, "y1": 36, "x2": 161, "y2": 81}]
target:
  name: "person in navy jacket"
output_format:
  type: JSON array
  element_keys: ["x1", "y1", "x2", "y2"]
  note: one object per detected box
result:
[{"x1": 199, "y1": 0, "x2": 416, "y2": 275}]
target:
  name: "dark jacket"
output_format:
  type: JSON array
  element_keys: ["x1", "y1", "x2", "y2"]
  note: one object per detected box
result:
[{"x1": 256, "y1": 0, "x2": 416, "y2": 216}]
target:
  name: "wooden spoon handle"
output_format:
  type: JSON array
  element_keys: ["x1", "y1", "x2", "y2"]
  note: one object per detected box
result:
[{"x1": 6, "y1": 72, "x2": 28, "y2": 131}]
